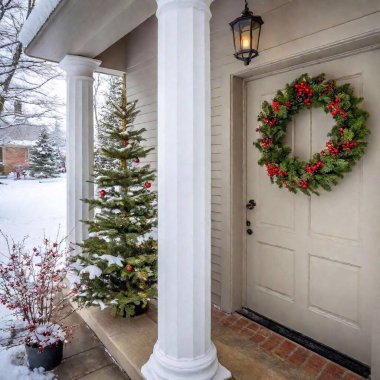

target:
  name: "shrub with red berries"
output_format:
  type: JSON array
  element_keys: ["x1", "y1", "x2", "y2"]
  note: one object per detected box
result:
[
  {"x1": 0, "y1": 233, "x2": 76, "y2": 351},
  {"x1": 255, "y1": 73, "x2": 370, "y2": 195}
]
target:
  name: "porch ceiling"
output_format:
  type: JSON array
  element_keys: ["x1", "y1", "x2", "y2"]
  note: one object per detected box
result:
[{"x1": 19, "y1": 0, "x2": 156, "y2": 65}]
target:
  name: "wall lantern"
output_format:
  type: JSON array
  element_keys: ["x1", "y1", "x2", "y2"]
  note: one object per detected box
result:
[{"x1": 229, "y1": 1, "x2": 264, "y2": 66}]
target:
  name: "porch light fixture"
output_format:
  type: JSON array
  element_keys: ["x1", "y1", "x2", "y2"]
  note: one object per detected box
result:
[{"x1": 230, "y1": 0, "x2": 264, "y2": 66}]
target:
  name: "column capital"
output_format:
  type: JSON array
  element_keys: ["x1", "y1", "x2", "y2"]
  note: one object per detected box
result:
[
  {"x1": 59, "y1": 55, "x2": 101, "y2": 77},
  {"x1": 156, "y1": 0, "x2": 213, "y2": 15}
]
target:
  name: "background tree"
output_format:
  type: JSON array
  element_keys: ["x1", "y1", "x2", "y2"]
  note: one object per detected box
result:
[
  {"x1": 70, "y1": 77, "x2": 158, "y2": 318},
  {"x1": 29, "y1": 128, "x2": 60, "y2": 178},
  {"x1": 94, "y1": 75, "x2": 122, "y2": 171},
  {"x1": 0, "y1": 0, "x2": 62, "y2": 129}
]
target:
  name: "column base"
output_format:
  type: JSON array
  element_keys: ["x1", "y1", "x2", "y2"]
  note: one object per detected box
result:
[{"x1": 141, "y1": 342, "x2": 231, "y2": 380}]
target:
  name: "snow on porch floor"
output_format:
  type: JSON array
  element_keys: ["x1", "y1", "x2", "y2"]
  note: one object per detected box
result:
[{"x1": 212, "y1": 307, "x2": 364, "y2": 380}]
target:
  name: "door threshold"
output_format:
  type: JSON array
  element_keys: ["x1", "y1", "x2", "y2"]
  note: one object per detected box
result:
[{"x1": 238, "y1": 308, "x2": 370, "y2": 379}]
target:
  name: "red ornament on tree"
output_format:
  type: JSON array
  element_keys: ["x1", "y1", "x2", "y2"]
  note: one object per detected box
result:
[
  {"x1": 125, "y1": 265, "x2": 133, "y2": 272},
  {"x1": 145, "y1": 182, "x2": 152, "y2": 189},
  {"x1": 134, "y1": 157, "x2": 140, "y2": 164},
  {"x1": 99, "y1": 190, "x2": 107, "y2": 198},
  {"x1": 124, "y1": 139, "x2": 129, "y2": 146}
]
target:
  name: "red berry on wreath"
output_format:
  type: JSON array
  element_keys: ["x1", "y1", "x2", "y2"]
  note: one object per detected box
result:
[
  {"x1": 145, "y1": 182, "x2": 152, "y2": 188},
  {"x1": 124, "y1": 139, "x2": 129, "y2": 146},
  {"x1": 99, "y1": 190, "x2": 107, "y2": 198},
  {"x1": 272, "y1": 100, "x2": 280, "y2": 112},
  {"x1": 125, "y1": 265, "x2": 133, "y2": 272},
  {"x1": 134, "y1": 157, "x2": 140, "y2": 164}
]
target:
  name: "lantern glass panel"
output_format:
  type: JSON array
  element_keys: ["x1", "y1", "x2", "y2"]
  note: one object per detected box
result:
[{"x1": 232, "y1": 20, "x2": 261, "y2": 55}]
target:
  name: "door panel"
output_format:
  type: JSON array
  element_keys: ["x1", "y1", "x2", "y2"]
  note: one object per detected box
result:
[{"x1": 245, "y1": 51, "x2": 380, "y2": 364}]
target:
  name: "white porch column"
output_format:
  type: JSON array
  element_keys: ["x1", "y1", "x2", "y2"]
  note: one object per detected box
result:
[
  {"x1": 59, "y1": 55, "x2": 101, "y2": 249},
  {"x1": 142, "y1": 1, "x2": 230, "y2": 379}
]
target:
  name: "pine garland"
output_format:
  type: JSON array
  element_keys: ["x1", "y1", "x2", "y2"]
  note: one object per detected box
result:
[{"x1": 255, "y1": 73, "x2": 370, "y2": 195}]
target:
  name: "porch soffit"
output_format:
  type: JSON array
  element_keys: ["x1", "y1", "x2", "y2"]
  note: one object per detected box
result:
[{"x1": 19, "y1": 0, "x2": 157, "y2": 66}]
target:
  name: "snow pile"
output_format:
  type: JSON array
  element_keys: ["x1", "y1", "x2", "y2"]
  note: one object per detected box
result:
[
  {"x1": 80, "y1": 265, "x2": 102, "y2": 280},
  {"x1": 0, "y1": 345, "x2": 55, "y2": 380},
  {"x1": 94, "y1": 254, "x2": 123, "y2": 267}
]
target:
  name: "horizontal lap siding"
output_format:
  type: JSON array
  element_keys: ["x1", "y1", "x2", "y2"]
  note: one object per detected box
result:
[{"x1": 209, "y1": 0, "x2": 242, "y2": 307}]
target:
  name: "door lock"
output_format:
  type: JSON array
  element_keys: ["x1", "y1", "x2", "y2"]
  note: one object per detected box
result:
[
  {"x1": 246, "y1": 199, "x2": 256, "y2": 210},
  {"x1": 247, "y1": 229, "x2": 253, "y2": 235},
  {"x1": 246, "y1": 220, "x2": 251, "y2": 227}
]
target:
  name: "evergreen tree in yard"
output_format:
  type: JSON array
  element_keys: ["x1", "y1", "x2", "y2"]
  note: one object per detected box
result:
[
  {"x1": 71, "y1": 77, "x2": 158, "y2": 318},
  {"x1": 29, "y1": 128, "x2": 60, "y2": 178}
]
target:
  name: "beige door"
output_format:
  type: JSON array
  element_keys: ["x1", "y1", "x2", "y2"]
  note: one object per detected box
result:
[{"x1": 245, "y1": 50, "x2": 380, "y2": 364}]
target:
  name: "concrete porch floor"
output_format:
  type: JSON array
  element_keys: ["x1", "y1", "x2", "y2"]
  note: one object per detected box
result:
[
  {"x1": 72, "y1": 303, "x2": 366, "y2": 380},
  {"x1": 53, "y1": 311, "x2": 129, "y2": 380}
]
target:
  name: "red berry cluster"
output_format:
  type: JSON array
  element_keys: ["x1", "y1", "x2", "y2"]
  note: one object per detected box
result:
[
  {"x1": 285, "y1": 101, "x2": 292, "y2": 110},
  {"x1": 264, "y1": 162, "x2": 287, "y2": 178},
  {"x1": 342, "y1": 141, "x2": 358, "y2": 152},
  {"x1": 272, "y1": 100, "x2": 280, "y2": 112},
  {"x1": 261, "y1": 138, "x2": 273, "y2": 149},
  {"x1": 260, "y1": 113, "x2": 277, "y2": 127},
  {"x1": 323, "y1": 82, "x2": 335, "y2": 95},
  {"x1": 299, "y1": 179, "x2": 308, "y2": 189},
  {"x1": 305, "y1": 161, "x2": 324, "y2": 174},
  {"x1": 294, "y1": 81, "x2": 313, "y2": 106},
  {"x1": 327, "y1": 97, "x2": 347, "y2": 118},
  {"x1": 324, "y1": 140, "x2": 339, "y2": 156}
]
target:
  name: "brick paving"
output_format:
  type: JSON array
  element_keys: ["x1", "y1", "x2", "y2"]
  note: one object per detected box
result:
[{"x1": 212, "y1": 307, "x2": 365, "y2": 380}]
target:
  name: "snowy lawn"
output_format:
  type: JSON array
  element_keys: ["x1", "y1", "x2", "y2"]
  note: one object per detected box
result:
[{"x1": 0, "y1": 175, "x2": 66, "y2": 379}]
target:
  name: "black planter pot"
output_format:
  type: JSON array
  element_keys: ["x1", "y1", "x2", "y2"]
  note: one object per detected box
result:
[
  {"x1": 26, "y1": 341, "x2": 63, "y2": 371},
  {"x1": 123, "y1": 303, "x2": 148, "y2": 318}
]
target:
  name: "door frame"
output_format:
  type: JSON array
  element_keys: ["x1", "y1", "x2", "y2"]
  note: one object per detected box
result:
[{"x1": 217, "y1": 14, "x2": 380, "y2": 375}]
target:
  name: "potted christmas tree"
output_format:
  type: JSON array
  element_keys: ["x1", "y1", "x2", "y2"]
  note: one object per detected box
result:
[
  {"x1": 0, "y1": 233, "x2": 75, "y2": 370},
  {"x1": 70, "y1": 76, "x2": 157, "y2": 318}
]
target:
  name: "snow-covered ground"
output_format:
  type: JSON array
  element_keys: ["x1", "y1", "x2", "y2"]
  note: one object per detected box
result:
[{"x1": 0, "y1": 175, "x2": 66, "y2": 379}]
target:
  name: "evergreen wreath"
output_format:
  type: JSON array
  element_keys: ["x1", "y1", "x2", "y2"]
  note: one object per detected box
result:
[{"x1": 254, "y1": 73, "x2": 370, "y2": 195}]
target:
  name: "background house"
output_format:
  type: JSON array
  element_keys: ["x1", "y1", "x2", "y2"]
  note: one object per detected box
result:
[{"x1": 0, "y1": 124, "x2": 45, "y2": 174}]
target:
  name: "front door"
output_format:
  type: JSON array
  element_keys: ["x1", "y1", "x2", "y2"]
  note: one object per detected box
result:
[{"x1": 245, "y1": 50, "x2": 380, "y2": 364}]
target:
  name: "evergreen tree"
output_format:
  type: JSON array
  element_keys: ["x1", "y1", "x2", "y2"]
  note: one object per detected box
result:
[
  {"x1": 71, "y1": 78, "x2": 158, "y2": 318},
  {"x1": 29, "y1": 128, "x2": 60, "y2": 178},
  {"x1": 94, "y1": 76, "x2": 122, "y2": 172}
]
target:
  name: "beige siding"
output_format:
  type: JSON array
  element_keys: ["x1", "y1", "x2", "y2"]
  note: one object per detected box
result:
[
  {"x1": 116, "y1": 0, "x2": 380, "y2": 308},
  {"x1": 124, "y1": 17, "x2": 158, "y2": 175}
]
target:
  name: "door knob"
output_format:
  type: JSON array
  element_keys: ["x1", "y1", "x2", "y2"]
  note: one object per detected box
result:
[{"x1": 246, "y1": 199, "x2": 256, "y2": 210}]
